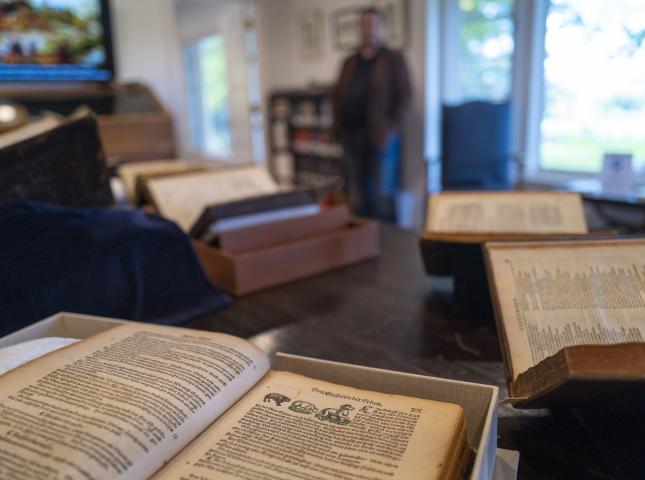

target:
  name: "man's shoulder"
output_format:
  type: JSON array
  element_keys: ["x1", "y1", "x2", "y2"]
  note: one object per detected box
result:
[{"x1": 342, "y1": 51, "x2": 361, "y2": 65}]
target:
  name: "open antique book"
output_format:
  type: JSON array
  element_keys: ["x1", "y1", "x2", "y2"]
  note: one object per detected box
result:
[
  {"x1": 0, "y1": 323, "x2": 471, "y2": 479},
  {"x1": 485, "y1": 237, "x2": 645, "y2": 408},
  {"x1": 117, "y1": 159, "x2": 210, "y2": 204},
  {"x1": 420, "y1": 191, "x2": 601, "y2": 319},
  {"x1": 143, "y1": 165, "x2": 282, "y2": 232},
  {"x1": 425, "y1": 191, "x2": 588, "y2": 237},
  {"x1": 138, "y1": 164, "x2": 326, "y2": 246}
]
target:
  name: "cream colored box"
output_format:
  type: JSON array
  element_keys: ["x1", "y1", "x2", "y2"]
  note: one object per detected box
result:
[{"x1": 0, "y1": 313, "x2": 517, "y2": 480}]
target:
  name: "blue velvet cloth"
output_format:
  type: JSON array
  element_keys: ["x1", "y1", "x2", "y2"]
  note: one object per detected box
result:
[{"x1": 0, "y1": 202, "x2": 230, "y2": 336}]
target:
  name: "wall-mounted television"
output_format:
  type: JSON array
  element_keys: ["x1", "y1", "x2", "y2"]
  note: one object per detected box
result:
[{"x1": 0, "y1": 0, "x2": 114, "y2": 82}]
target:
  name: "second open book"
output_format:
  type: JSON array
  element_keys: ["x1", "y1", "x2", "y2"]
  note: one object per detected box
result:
[
  {"x1": 425, "y1": 191, "x2": 588, "y2": 237},
  {"x1": 0, "y1": 323, "x2": 471, "y2": 479}
]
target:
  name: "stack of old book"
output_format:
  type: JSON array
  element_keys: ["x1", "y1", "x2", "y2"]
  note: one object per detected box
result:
[
  {"x1": 420, "y1": 191, "x2": 610, "y2": 319},
  {"x1": 0, "y1": 312, "x2": 505, "y2": 479},
  {"x1": 119, "y1": 163, "x2": 379, "y2": 294}
]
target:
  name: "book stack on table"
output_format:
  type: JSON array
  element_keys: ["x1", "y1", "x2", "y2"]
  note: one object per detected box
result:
[{"x1": 119, "y1": 163, "x2": 379, "y2": 295}]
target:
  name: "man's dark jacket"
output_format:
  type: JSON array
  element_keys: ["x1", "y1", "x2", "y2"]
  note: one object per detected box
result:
[{"x1": 332, "y1": 47, "x2": 412, "y2": 148}]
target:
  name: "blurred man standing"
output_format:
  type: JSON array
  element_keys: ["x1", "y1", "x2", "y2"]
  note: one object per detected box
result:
[{"x1": 333, "y1": 7, "x2": 411, "y2": 221}]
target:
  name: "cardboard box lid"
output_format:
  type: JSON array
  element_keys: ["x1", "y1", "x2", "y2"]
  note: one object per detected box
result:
[
  {"x1": 0, "y1": 312, "x2": 126, "y2": 349},
  {"x1": 493, "y1": 449, "x2": 520, "y2": 480}
]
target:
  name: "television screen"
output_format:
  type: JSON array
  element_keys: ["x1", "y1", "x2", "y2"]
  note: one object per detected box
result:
[{"x1": 0, "y1": 0, "x2": 114, "y2": 82}]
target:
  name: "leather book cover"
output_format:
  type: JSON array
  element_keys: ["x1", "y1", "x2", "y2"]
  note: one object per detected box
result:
[
  {"x1": 189, "y1": 189, "x2": 317, "y2": 238},
  {"x1": 0, "y1": 115, "x2": 113, "y2": 207}
]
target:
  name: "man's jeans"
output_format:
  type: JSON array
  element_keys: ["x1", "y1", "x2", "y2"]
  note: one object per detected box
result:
[{"x1": 343, "y1": 131, "x2": 401, "y2": 222}]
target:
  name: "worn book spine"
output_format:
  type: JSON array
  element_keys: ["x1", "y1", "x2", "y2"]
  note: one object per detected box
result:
[{"x1": 512, "y1": 343, "x2": 645, "y2": 407}]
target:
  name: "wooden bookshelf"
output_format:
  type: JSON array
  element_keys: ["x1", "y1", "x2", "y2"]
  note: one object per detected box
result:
[{"x1": 268, "y1": 88, "x2": 344, "y2": 190}]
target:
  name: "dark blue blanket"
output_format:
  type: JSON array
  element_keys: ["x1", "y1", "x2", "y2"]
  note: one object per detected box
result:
[{"x1": 0, "y1": 202, "x2": 230, "y2": 336}]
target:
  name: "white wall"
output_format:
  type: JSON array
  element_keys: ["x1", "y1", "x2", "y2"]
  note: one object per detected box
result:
[
  {"x1": 111, "y1": 0, "x2": 261, "y2": 162},
  {"x1": 110, "y1": 0, "x2": 184, "y2": 150},
  {"x1": 258, "y1": 0, "x2": 357, "y2": 89},
  {"x1": 174, "y1": 0, "x2": 257, "y2": 163},
  {"x1": 110, "y1": 0, "x2": 180, "y2": 116},
  {"x1": 257, "y1": 0, "x2": 430, "y2": 228}
]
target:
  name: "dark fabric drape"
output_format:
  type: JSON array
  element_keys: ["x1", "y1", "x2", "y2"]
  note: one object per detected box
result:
[{"x1": 0, "y1": 202, "x2": 230, "y2": 336}]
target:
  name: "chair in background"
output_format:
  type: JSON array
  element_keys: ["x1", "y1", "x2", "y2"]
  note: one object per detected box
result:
[{"x1": 441, "y1": 100, "x2": 512, "y2": 190}]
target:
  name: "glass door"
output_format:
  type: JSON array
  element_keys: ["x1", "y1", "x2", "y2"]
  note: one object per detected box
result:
[
  {"x1": 175, "y1": 0, "x2": 264, "y2": 164},
  {"x1": 539, "y1": 0, "x2": 645, "y2": 173}
]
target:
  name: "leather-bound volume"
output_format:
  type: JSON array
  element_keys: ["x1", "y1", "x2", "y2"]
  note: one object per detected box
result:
[
  {"x1": 484, "y1": 237, "x2": 645, "y2": 408},
  {"x1": 189, "y1": 189, "x2": 317, "y2": 239},
  {"x1": 0, "y1": 115, "x2": 113, "y2": 207}
]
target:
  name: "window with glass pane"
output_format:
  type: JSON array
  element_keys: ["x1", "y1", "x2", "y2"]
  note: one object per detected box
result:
[
  {"x1": 183, "y1": 35, "x2": 233, "y2": 159},
  {"x1": 454, "y1": 0, "x2": 514, "y2": 101},
  {"x1": 541, "y1": 0, "x2": 645, "y2": 172}
]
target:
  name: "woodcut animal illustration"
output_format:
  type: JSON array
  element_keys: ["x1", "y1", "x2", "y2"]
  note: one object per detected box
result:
[
  {"x1": 315, "y1": 404, "x2": 354, "y2": 425},
  {"x1": 289, "y1": 400, "x2": 318, "y2": 414},
  {"x1": 263, "y1": 393, "x2": 291, "y2": 406}
]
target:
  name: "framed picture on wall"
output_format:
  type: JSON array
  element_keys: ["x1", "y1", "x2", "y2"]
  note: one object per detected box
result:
[
  {"x1": 332, "y1": 8, "x2": 360, "y2": 51},
  {"x1": 331, "y1": 0, "x2": 408, "y2": 51},
  {"x1": 298, "y1": 9, "x2": 324, "y2": 61}
]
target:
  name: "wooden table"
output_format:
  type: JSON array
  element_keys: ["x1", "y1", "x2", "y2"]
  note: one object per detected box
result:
[{"x1": 185, "y1": 224, "x2": 642, "y2": 479}]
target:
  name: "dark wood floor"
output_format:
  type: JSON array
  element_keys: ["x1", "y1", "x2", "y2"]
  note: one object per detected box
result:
[{"x1": 185, "y1": 224, "x2": 641, "y2": 480}]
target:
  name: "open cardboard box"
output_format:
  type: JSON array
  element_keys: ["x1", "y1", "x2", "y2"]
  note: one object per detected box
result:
[
  {"x1": 1, "y1": 312, "x2": 518, "y2": 480},
  {"x1": 193, "y1": 206, "x2": 380, "y2": 295}
]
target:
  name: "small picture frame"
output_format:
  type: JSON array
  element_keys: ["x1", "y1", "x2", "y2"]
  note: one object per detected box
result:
[
  {"x1": 331, "y1": 0, "x2": 408, "y2": 51},
  {"x1": 298, "y1": 9, "x2": 324, "y2": 61},
  {"x1": 332, "y1": 8, "x2": 361, "y2": 51}
]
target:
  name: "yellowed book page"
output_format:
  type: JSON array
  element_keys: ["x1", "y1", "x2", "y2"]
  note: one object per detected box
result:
[
  {"x1": 427, "y1": 192, "x2": 588, "y2": 234},
  {"x1": 154, "y1": 370, "x2": 465, "y2": 480},
  {"x1": 487, "y1": 239, "x2": 645, "y2": 379},
  {"x1": 146, "y1": 166, "x2": 279, "y2": 231},
  {"x1": 0, "y1": 323, "x2": 269, "y2": 479},
  {"x1": 118, "y1": 159, "x2": 196, "y2": 202}
]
